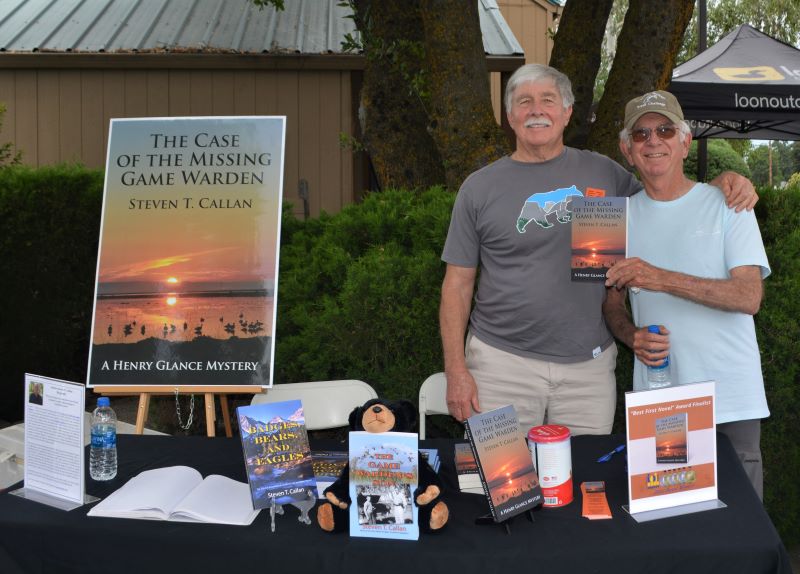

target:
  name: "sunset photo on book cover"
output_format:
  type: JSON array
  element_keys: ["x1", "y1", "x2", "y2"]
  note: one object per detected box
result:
[
  {"x1": 466, "y1": 406, "x2": 541, "y2": 520},
  {"x1": 570, "y1": 196, "x2": 627, "y2": 282},
  {"x1": 87, "y1": 117, "x2": 285, "y2": 387},
  {"x1": 483, "y1": 438, "x2": 539, "y2": 517},
  {"x1": 655, "y1": 413, "x2": 688, "y2": 464}
]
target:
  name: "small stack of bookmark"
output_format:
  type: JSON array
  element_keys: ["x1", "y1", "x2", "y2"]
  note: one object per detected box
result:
[{"x1": 581, "y1": 481, "x2": 612, "y2": 520}]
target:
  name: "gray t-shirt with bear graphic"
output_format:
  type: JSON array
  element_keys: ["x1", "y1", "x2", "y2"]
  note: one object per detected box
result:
[{"x1": 442, "y1": 148, "x2": 640, "y2": 363}]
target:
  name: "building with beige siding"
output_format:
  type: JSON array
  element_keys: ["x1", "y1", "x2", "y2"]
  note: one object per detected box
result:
[{"x1": 0, "y1": 0, "x2": 561, "y2": 217}]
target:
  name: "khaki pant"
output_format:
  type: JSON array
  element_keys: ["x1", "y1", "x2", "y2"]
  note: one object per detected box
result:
[
  {"x1": 718, "y1": 419, "x2": 763, "y2": 500},
  {"x1": 465, "y1": 334, "x2": 617, "y2": 436}
]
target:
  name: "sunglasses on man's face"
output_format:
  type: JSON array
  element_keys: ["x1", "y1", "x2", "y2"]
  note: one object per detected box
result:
[{"x1": 630, "y1": 124, "x2": 678, "y2": 143}]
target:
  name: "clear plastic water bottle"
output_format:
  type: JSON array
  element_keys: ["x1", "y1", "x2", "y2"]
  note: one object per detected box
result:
[
  {"x1": 90, "y1": 397, "x2": 118, "y2": 481},
  {"x1": 646, "y1": 325, "x2": 671, "y2": 389}
]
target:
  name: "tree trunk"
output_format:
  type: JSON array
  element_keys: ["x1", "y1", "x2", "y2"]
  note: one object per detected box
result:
[
  {"x1": 549, "y1": 0, "x2": 615, "y2": 150},
  {"x1": 353, "y1": 0, "x2": 445, "y2": 190},
  {"x1": 419, "y1": 0, "x2": 510, "y2": 191},
  {"x1": 587, "y1": 0, "x2": 694, "y2": 165}
]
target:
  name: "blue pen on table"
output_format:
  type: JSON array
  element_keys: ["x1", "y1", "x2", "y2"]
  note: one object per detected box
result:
[{"x1": 596, "y1": 444, "x2": 625, "y2": 463}]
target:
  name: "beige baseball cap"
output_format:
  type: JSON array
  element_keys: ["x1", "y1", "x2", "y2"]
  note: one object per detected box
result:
[{"x1": 624, "y1": 90, "x2": 684, "y2": 130}]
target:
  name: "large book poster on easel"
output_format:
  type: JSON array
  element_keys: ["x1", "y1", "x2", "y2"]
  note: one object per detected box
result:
[{"x1": 87, "y1": 117, "x2": 285, "y2": 390}]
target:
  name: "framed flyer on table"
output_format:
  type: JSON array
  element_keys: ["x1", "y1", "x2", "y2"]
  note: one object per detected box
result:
[
  {"x1": 624, "y1": 381, "x2": 723, "y2": 522},
  {"x1": 86, "y1": 117, "x2": 285, "y2": 392}
]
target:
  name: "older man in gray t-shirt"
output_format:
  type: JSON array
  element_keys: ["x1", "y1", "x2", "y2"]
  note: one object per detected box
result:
[{"x1": 440, "y1": 64, "x2": 755, "y2": 434}]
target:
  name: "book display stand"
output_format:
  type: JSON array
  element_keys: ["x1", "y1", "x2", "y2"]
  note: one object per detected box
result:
[
  {"x1": 464, "y1": 406, "x2": 544, "y2": 534},
  {"x1": 475, "y1": 508, "x2": 535, "y2": 535},
  {"x1": 96, "y1": 386, "x2": 260, "y2": 437},
  {"x1": 268, "y1": 498, "x2": 316, "y2": 533},
  {"x1": 623, "y1": 499, "x2": 727, "y2": 523},
  {"x1": 10, "y1": 486, "x2": 99, "y2": 512}
]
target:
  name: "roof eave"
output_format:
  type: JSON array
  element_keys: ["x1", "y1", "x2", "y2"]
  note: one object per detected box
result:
[{"x1": 0, "y1": 51, "x2": 524, "y2": 71}]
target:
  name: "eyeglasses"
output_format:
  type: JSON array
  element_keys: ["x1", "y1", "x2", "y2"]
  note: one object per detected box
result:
[{"x1": 630, "y1": 124, "x2": 678, "y2": 143}]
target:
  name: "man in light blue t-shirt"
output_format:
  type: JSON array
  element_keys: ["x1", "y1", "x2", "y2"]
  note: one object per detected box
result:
[{"x1": 603, "y1": 90, "x2": 770, "y2": 499}]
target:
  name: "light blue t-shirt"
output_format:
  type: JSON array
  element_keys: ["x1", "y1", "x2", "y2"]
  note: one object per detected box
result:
[{"x1": 628, "y1": 183, "x2": 770, "y2": 424}]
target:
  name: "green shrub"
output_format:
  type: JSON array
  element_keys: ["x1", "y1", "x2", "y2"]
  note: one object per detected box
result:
[
  {"x1": 685, "y1": 139, "x2": 751, "y2": 181},
  {"x1": 0, "y1": 165, "x2": 103, "y2": 422},
  {"x1": 753, "y1": 187, "x2": 800, "y2": 543},
  {"x1": 275, "y1": 188, "x2": 453, "y2": 401}
]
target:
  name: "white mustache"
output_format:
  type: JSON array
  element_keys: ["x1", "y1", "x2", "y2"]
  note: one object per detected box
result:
[{"x1": 524, "y1": 118, "x2": 552, "y2": 128}]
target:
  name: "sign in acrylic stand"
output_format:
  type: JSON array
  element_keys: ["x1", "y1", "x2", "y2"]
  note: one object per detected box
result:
[{"x1": 624, "y1": 381, "x2": 724, "y2": 522}]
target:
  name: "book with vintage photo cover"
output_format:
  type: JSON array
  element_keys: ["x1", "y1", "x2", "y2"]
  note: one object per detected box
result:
[
  {"x1": 464, "y1": 405, "x2": 543, "y2": 521},
  {"x1": 348, "y1": 431, "x2": 419, "y2": 540},
  {"x1": 237, "y1": 400, "x2": 318, "y2": 509},
  {"x1": 655, "y1": 413, "x2": 689, "y2": 464},
  {"x1": 570, "y1": 196, "x2": 628, "y2": 282},
  {"x1": 87, "y1": 466, "x2": 259, "y2": 525}
]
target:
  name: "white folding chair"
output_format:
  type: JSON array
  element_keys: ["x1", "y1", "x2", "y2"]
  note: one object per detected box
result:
[
  {"x1": 418, "y1": 372, "x2": 448, "y2": 439},
  {"x1": 250, "y1": 380, "x2": 378, "y2": 430}
]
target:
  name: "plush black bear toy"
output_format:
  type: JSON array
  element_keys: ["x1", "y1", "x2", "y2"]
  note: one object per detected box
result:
[{"x1": 316, "y1": 398, "x2": 449, "y2": 533}]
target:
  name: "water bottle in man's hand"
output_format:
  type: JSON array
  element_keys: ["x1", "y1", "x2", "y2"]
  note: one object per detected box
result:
[{"x1": 646, "y1": 325, "x2": 671, "y2": 390}]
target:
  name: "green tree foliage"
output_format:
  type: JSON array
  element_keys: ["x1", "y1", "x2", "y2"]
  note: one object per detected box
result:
[
  {"x1": 746, "y1": 142, "x2": 798, "y2": 187},
  {"x1": 772, "y1": 141, "x2": 800, "y2": 182},
  {"x1": 747, "y1": 146, "x2": 771, "y2": 186},
  {"x1": 680, "y1": 0, "x2": 800, "y2": 63},
  {"x1": 684, "y1": 139, "x2": 750, "y2": 181},
  {"x1": 250, "y1": 0, "x2": 284, "y2": 10}
]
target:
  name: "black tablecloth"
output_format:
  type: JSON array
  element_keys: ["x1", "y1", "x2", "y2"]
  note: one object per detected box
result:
[{"x1": 0, "y1": 433, "x2": 792, "y2": 574}]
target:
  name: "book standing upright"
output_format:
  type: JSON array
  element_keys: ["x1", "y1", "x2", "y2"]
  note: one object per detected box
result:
[
  {"x1": 348, "y1": 431, "x2": 419, "y2": 540},
  {"x1": 236, "y1": 400, "x2": 317, "y2": 509},
  {"x1": 464, "y1": 405, "x2": 543, "y2": 526}
]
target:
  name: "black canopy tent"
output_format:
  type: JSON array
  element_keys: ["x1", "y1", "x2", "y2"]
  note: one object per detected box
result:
[{"x1": 669, "y1": 24, "x2": 800, "y2": 141}]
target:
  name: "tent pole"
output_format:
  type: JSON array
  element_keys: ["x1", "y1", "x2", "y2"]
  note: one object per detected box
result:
[
  {"x1": 697, "y1": 0, "x2": 708, "y2": 182},
  {"x1": 768, "y1": 142, "x2": 773, "y2": 187}
]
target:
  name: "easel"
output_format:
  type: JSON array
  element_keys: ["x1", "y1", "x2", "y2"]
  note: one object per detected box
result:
[{"x1": 95, "y1": 385, "x2": 261, "y2": 437}]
